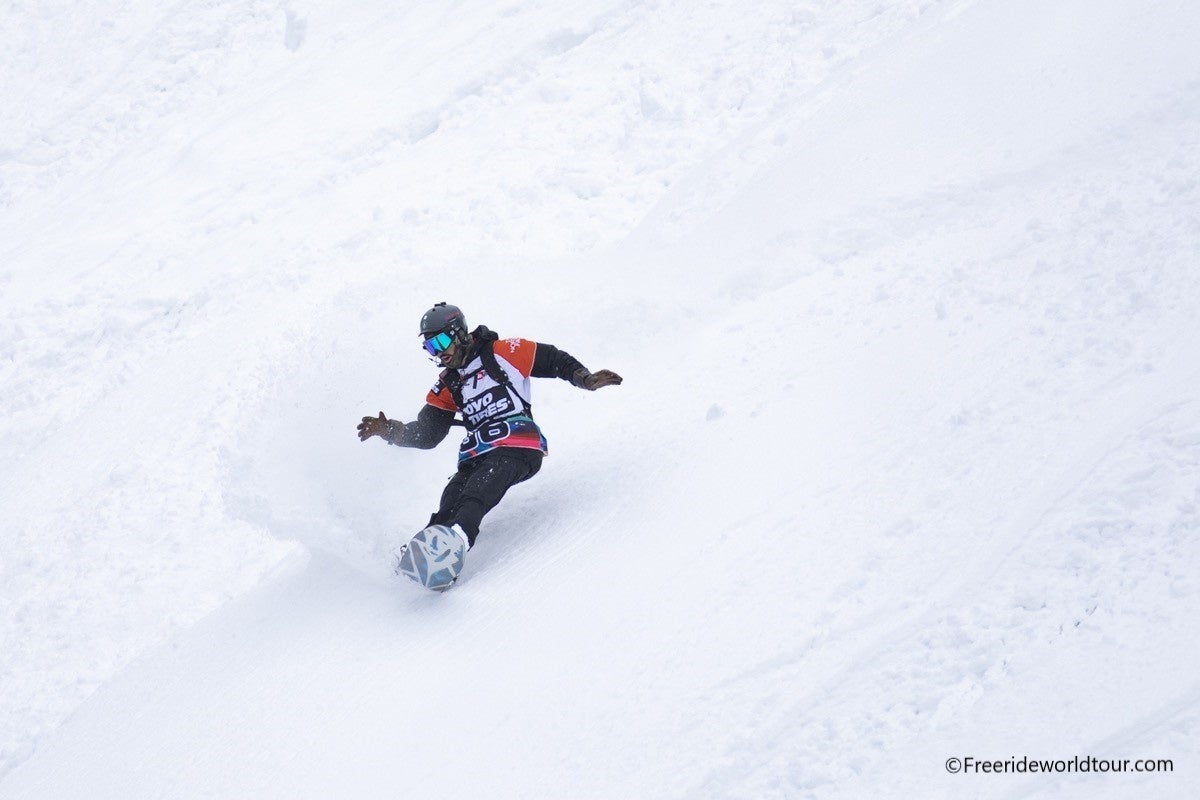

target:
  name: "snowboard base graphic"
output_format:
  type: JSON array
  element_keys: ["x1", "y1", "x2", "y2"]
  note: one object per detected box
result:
[{"x1": 395, "y1": 525, "x2": 468, "y2": 591}]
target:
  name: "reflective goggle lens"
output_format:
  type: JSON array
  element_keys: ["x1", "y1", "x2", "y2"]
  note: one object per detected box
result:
[{"x1": 422, "y1": 331, "x2": 454, "y2": 356}]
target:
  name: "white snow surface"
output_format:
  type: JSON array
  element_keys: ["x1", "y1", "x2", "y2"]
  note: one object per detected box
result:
[{"x1": 2, "y1": 0, "x2": 1199, "y2": 797}]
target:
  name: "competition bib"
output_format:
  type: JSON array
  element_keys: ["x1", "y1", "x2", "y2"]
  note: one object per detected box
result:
[{"x1": 458, "y1": 415, "x2": 548, "y2": 462}]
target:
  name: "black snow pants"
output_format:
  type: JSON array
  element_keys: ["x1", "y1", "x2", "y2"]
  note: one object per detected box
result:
[{"x1": 428, "y1": 447, "x2": 543, "y2": 546}]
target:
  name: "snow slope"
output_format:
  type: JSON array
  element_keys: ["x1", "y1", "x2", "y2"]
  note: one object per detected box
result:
[{"x1": 2, "y1": 0, "x2": 1199, "y2": 797}]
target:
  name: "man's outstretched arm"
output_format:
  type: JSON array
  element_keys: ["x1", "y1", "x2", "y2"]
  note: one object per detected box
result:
[
  {"x1": 531, "y1": 343, "x2": 622, "y2": 390},
  {"x1": 357, "y1": 404, "x2": 455, "y2": 448}
]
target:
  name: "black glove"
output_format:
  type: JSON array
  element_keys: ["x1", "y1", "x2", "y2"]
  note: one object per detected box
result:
[
  {"x1": 358, "y1": 411, "x2": 403, "y2": 442},
  {"x1": 572, "y1": 368, "x2": 623, "y2": 391}
]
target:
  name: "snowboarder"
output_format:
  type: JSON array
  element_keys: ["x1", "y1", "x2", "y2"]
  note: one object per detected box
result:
[{"x1": 356, "y1": 302, "x2": 622, "y2": 589}]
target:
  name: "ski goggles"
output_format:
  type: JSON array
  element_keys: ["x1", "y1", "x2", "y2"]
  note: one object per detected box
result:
[{"x1": 422, "y1": 331, "x2": 455, "y2": 356}]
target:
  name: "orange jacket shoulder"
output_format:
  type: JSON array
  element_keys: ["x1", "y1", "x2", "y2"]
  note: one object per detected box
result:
[
  {"x1": 496, "y1": 337, "x2": 537, "y2": 377},
  {"x1": 425, "y1": 378, "x2": 459, "y2": 412}
]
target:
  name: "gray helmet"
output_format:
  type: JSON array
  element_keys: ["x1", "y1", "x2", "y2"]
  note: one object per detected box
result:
[{"x1": 419, "y1": 302, "x2": 468, "y2": 338}]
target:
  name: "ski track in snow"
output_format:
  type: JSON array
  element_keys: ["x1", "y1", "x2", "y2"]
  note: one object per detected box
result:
[{"x1": 2, "y1": 0, "x2": 1200, "y2": 796}]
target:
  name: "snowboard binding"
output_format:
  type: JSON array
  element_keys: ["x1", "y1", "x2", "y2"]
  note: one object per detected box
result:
[{"x1": 394, "y1": 524, "x2": 469, "y2": 591}]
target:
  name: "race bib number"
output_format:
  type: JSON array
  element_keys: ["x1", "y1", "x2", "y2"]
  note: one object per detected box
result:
[
  {"x1": 462, "y1": 420, "x2": 512, "y2": 450},
  {"x1": 458, "y1": 416, "x2": 547, "y2": 462}
]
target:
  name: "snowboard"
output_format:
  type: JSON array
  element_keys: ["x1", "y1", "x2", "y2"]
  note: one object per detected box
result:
[{"x1": 394, "y1": 524, "x2": 468, "y2": 591}]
